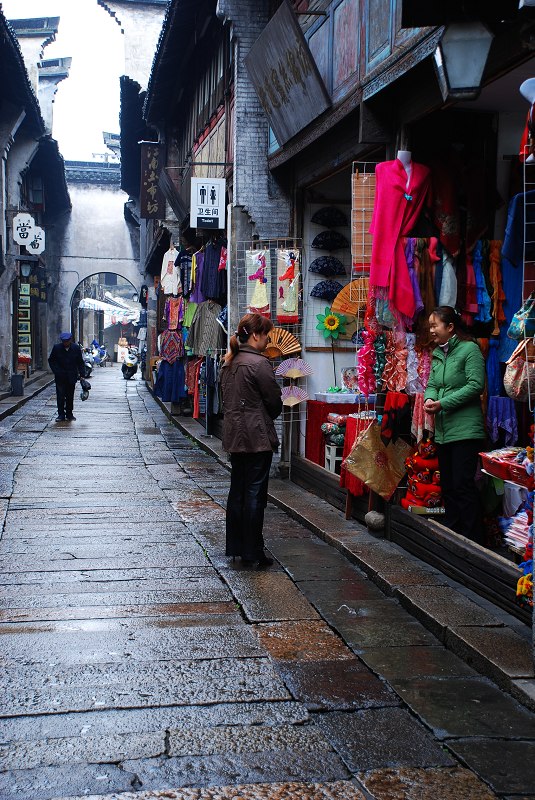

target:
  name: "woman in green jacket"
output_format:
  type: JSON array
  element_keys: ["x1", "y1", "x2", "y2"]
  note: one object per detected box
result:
[{"x1": 424, "y1": 306, "x2": 485, "y2": 544}]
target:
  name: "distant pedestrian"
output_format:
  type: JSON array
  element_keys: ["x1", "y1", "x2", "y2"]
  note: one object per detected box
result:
[
  {"x1": 221, "y1": 313, "x2": 282, "y2": 568},
  {"x1": 48, "y1": 332, "x2": 86, "y2": 422}
]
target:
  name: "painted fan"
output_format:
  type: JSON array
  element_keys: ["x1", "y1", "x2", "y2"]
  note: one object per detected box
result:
[
  {"x1": 275, "y1": 358, "x2": 313, "y2": 379},
  {"x1": 281, "y1": 385, "x2": 309, "y2": 407},
  {"x1": 331, "y1": 278, "x2": 369, "y2": 316},
  {"x1": 265, "y1": 327, "x2": 301, "y2": 359}
]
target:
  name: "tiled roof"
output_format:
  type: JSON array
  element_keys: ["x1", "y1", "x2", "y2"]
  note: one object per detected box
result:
[{"x1": 0, "y1": 11, "x2": 45, "y2": 134}]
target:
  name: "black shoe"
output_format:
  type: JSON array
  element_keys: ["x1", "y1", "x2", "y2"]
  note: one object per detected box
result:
[
  {"x1": 256, "y1": 554, "x2": 274, "y2": 569},
  {"x1": 55, "y1": 415, "x2": 65, "y2": 422},
  {"x1": 66, "y1": 415, "x2": 76, "y2": 421}
]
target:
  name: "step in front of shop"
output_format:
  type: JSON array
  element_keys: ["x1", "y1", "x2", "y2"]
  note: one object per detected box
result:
[{"x1": 292, "y1": 454, "x2": 530, "y2": 626}]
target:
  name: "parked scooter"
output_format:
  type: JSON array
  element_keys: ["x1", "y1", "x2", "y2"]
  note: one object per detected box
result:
[
  {"x1": 121, "y1": 346, "x2": 139, "y2": 380},
  {"x1": 91, "y1": 339, "x2": 108, "y2": 367},
  {"x1": 81, "y1": 345, "x2": 93, "y2": 378}
]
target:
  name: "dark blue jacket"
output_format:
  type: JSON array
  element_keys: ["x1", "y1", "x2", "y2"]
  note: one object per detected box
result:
[{"x1": 48, "y1": 342, "x2": 85, "y2": 384}]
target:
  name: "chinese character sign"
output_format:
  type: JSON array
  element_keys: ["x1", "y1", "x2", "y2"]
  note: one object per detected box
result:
[
  {"x1": 28, "y1": 225, "x2": 45, "y2": 254},
  {"x1": 243, "y1": 0, "x2": 330, "y2": 146},
  {"x1": 13, "y1": 213, "x2": 34, "y2": 244},
  {"x1": 140, "y1": 143, "x2": 165, "y2": 219},
  {"x1": 190, "y1": 177, "x2": 226, "y2": 230}
]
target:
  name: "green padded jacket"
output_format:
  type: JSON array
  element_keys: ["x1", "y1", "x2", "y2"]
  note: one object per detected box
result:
[{"x1": 424, "y1": 335, "x2": 485, "y2": 444}]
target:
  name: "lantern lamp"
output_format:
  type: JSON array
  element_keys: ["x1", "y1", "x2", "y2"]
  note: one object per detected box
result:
[{"x1": 434, "y1": 22, "x2": 494, "y2": 102}]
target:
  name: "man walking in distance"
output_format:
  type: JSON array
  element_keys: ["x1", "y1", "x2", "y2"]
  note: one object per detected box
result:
[{"x1": 48, "y1": 332, "x2": 86, "y2": 422}]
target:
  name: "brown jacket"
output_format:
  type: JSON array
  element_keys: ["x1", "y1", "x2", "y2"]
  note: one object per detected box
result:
[{"x1": 220, "y1": 344, "x2": 282, "y2": 453}]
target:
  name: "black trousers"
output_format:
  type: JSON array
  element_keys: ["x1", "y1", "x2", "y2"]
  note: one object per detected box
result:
[
  {"x1": 55, "y1": 379, "x2": 76, "y2": 417},
  {"x1": 226, "y1": 451, "x2": 273, "y2": 560},
  {"x1": 437, "y1": 439, "x2": 484, "y2": 544}
]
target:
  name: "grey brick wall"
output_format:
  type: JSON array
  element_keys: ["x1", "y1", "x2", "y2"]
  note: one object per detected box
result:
[{"x1": 217, "y1": 0, "x2": 291, "y2": 238}]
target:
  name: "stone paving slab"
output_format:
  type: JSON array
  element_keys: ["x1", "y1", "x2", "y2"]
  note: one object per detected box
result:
[
  {"x1": 0, "y1": 587, "x2": 231, "y2": 610},
  {"x1": 297, "y1": 588, "x2": 440, "y2": 651},
  {"x1": 389, "y1": 676, "x2": 535, "y2": 739},
  {"x1": 276, "y1": 659, "x2": 399, "y2": 711},
  {"x1": 221, "y1": 571, "x2": 321, "y2": 622},
  {"x1": 445, "y1": 625, "x2": 535, "y2": 683},
  {"x1": 359, "y1": 646, "x2": 478, "y2": 680},
  {"x1": 0, "y1": 658, "x2": 291, "y2": 716},
  {"x1": 446, "y1": 739, "x2": 535, "y2": 795},
  {"x1": 0, "y1": 730, "x2": 165, "y2": 770},
  {"x1": 0, "y1": 701, "x2": 309, "y2": 744},
  {"x1": 254, "y1": 621, "x2": 356, "y2": 662},
  {"x1": 51, "y1": 780, "x2": 366, "y2": 800},
  {"x1": 357, "y1": 767, "x2": 498, "y2": 799},
  {"x1": 120, "y1": 746, "x2": 349, "y2": 793},
  {"x1": 316, "y1": 708, "x2": 455, "y2": 770},
  {"x1": 393, "y1": 586, "x2": 506, "y2": 635},
  {"x1": 0, "y1": 602, "x2": 238, "y2": 623},
  {"x1": 1, "y1": 522, "x2": 189, "y2": 539},
  {"x1": 0, "y1": 548, "x2": 209, "y2": 572},
  {"x1": 0, "y1": 620, "x2": 261, "y2": 665},
  {"x1": 0, "y1": 762, "x2": 135, "y2": 800},
  {"x1": 0, "y1": 566, "x2": 212, "y2": 585}
]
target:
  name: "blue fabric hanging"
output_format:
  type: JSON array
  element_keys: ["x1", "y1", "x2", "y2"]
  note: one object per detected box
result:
[
  {"x1": 473, "y1": 241, "x2": 492, "y2": 323},
  {"x1": 154, "y1": 360, "x2": 187, "y2": 403},
  {"x1": 486, "y1": 338, "x2": 501, "y2": 398}
]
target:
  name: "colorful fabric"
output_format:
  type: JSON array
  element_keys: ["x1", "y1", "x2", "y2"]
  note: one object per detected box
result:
[
  {"x1": 381, "y1": 391, "x2": 410, "y2": 445},
  {"x1": 489, "y1": 239, "x2": 507, "y2": 338},
  {"x1": 382, "y1": 332, "x2": 408, "y2": 393},
  {"x1": 166, "y1": 297, "x2": 184, "y2": 330},
  {"x1": 369, "y1": 159, "x2": 431, "y2": 321},
  {"x1": 277, "y1": 249, "x2": 300, "y2": 323},
  {"x1": 246, "y1": 249, "x2": 271, "y2": 318},
  {"x1": 411, "y1": 392, "x2": 435, "y2": 443},
  {"x1": 487, "y1": 396, "x2": 518, "y2": 446},
  {"x1": 159, "y1": 329, "x2": 184, "y2": 364},
  {"x1": 190, "y1": 251, "x2": 206, "y2": 303}
]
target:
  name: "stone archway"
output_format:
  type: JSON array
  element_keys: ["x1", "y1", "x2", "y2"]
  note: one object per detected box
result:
[{"x1": 70, "y1": 272, "x2": 141, "y2": 359}]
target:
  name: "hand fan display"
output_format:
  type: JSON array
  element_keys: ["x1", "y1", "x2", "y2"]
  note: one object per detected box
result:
[
  {"x1": 331, "y1": 278, "x2": 369, "y2": 316},
  {"x1": 281, "y1": 385, "x2": 309, "y2": 407},
  {"x1": 265, "y1": 327, "x2": 301, "y2": 359},
  {"x1": 275, "y1": 358, "x2": 313, "y2": 379}
]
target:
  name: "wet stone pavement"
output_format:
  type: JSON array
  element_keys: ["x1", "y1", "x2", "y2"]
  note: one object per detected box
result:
[{"x1": 0, "y1": 368, "x2": 534, "y2": 800}]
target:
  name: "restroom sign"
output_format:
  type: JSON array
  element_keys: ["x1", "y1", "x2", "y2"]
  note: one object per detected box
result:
[{"x1": 190, "y1": 177, "x2": 225, "y2": 230}]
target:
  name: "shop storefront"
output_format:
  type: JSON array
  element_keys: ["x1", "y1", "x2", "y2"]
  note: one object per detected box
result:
[{"x1": 280, "y1": 60, "x2": 535, "y2": 623}]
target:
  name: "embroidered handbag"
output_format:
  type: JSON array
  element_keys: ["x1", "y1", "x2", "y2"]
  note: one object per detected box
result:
[
  {"x1": 507, "y1": 292, "x2": 535, "y2": 340},
  {"x1": 503, "y1": 339, "x2": 535, "y2": 402},
  {"x1": 342, "y1": 421, "x2": 414, "y2": 500}
]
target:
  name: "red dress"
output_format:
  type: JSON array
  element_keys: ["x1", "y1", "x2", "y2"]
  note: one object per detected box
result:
[{"x1": 369, "y1": 159, "x2": 431, "y2": 321}]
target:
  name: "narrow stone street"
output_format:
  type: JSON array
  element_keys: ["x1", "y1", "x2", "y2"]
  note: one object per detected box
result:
[{"x1": 0, "y1": 367, "x2": 534, "y2": 800}]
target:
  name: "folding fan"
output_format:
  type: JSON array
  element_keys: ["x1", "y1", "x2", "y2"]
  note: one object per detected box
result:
[
  {"x1": 331, "y1": 278, "x2": 369, "y2": 315},
  {"x1": 275, "y1": 358, "x2": 313, "y2": 379},
  {"x1": 281, "y1": 385, "x2": 309, "y2": 407},
  {"x1": 265, "y1": 327, "x2": 301, "y2": 359}
]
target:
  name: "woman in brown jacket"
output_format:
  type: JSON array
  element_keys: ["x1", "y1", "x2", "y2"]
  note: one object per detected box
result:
[{"x1": 220, "y1": 313, "x2": 282, "y2": 568}]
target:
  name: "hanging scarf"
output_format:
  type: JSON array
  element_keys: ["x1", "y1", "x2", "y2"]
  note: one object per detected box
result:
[{"x1": 369, "y1": 159, "x2": 431, "y2": 321}]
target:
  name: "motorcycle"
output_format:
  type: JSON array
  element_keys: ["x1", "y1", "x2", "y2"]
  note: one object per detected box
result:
[
  {"x1": 91, "y1": 339, "x2": 108, "y2": 367},
  {"x1": 81, "y1": 346, "x2": 93, "y2": 378},
  {"x1": 121, "y1": 346, "x2": 139, "y2": 380}
]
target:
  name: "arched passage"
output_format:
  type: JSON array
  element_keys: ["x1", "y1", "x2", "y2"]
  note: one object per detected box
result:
[{"x1": 71, "y1": 272, "x2": 142, "y2": 361}]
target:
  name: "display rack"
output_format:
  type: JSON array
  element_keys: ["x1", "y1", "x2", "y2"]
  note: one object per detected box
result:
[{"x1": 236, "y1": 237, "x2": 307, "y2": 452}]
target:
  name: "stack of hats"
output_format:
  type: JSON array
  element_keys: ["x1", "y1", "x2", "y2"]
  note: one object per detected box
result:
[
  {"x1": 401, "y1": 438, "x2": 443, "y2": 510},
  {"x1": 321, "y1": 412, "x2": 348, "y2": 447}
]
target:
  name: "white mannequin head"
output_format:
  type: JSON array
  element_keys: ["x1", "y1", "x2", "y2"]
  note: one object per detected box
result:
[{"x1": 520, "y1": 78, "x2": 535, "y2": 105}]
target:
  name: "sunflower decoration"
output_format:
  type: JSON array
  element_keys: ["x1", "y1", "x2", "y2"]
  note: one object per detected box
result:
[{"x1": 316, "y1": 306, "x2": 347, "y2": 340}]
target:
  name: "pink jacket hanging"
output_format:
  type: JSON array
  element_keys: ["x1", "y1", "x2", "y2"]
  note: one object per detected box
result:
[{"x1": 369, "y1": 159, "x2": 431, "y2": 320}]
